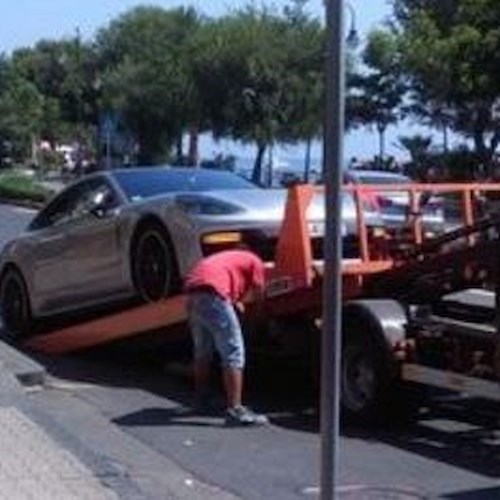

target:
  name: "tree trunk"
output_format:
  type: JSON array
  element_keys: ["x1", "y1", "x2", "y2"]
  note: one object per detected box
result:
[
  {"x1": 378, "y1": 126, "x2": 386, "y2": 167},
  {"x1": 188, "y1": 125, "x2": 199, "y2": 167},
  {"x1": 175, "y1": 135, "x2": 183, "y2": 164},
  {"x1": 489, "y1": 131, "x2": 500, "y2": 158},
  {"x1": 443, "y1": 125, "x2": 449, "y2": 153},
  {"x1": 304, "y1": 138, "x2": 312, "y2": 182},
  {"x1": 252, "y1": 143, "x2": 267, "y2": 186},
  {"x1": 473, "y1": 130, "x2": 486, "y2": 157},
  {"x1": 266, "y1": 145, "x2": 274, "y2": 187}
]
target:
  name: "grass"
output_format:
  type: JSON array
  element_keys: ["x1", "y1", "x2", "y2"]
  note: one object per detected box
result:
[{"x1": 0, "y1": 172, "x2": 51, "y2": 204}]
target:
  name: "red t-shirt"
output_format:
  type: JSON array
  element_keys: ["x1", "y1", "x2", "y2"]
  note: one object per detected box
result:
[{"x1": 184, "y1": 250, "x2": 265, "y2": 303}]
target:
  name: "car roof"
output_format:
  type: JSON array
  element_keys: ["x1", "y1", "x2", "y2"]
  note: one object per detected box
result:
[
  {"x1": 109, "y1": 165, "x2": 229, "y2": 175},
  {"x1": 345, "y1": 170, "x2": 411, "y2": 183},
  {"x1": 346, "y1": 170, "x2": 409, "y2": 180}
]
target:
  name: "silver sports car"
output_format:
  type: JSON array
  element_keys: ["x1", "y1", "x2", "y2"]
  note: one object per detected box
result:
[{"x1": 0, "y1": 166, "x2": 381, "y2": 338}]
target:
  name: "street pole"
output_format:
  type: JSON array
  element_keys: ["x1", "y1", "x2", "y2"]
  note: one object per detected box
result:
[{"x1": 321, "y1": 0, "x2": 345, "y2": 499}]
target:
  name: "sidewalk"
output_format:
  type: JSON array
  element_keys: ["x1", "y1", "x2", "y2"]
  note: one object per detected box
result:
[{"x1": 0, "y1": 341, "x2": 239, "y2": 500}]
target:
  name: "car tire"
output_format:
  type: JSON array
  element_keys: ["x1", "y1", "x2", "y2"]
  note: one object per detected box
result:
[
  {"x1": 341, "y1": 324, "x2": 394, "y2": 426},
  {"x1": 0, "y1": 268, "x2": 32, "y2": 341},
  {"x1": 131, "y1": 224, "x2": 176, "y2": 302}
]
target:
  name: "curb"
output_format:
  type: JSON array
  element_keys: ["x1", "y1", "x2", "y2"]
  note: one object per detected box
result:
[
  {"x1": 0, "y1": 197, "x2": 44, "y2": 210},
  {"x1": 0, "y1": 339, "x2": 46, "y2": 387}
]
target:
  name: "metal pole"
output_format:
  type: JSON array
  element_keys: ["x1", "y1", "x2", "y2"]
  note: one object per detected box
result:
[{"x1": 321, "y1": 0, "x2": 345, "y2": 499}]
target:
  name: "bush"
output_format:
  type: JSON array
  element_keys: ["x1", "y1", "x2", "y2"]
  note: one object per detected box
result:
[{"x1": 0, "y1": 173, "x2": 51, "y2": 204}]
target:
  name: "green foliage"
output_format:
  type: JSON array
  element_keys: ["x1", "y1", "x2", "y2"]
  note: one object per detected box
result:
[
  {"x1": 0, "y1": 173, "x2": 50, "y2": 203},
  {"x1": 349, "y1": 30, "x2": 406, "y2": 159},
  {"x1": 394, "y1": 0, "x2": 500, "y2": 161},
  {"x1": 38, "y1": 149, "x2": 64, "y2": 171},
  {"x1": 192, "y1": 4, "x2": 324, "y2": 183},
  {"x1": 95, "y1": 6, "x2": 202, "y2": 164},
  {"x1": 0, "y1": 69, "x2": 44, "y2": 161},
  {"x1": 10, "y1": 38, "x2": 100, "y2": 141},
  {"x1": 397, "y1": 134, "x2": 433, "y2": 163}
]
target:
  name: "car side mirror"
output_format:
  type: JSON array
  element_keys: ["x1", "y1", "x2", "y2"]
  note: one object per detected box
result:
[{"x1": 87, "y1": 192, "x2": 114, "y2": 218}]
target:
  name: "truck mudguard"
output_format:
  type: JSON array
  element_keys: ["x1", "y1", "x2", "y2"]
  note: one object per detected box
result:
[{"x1": 343, "y1": 299, "x2": 408, "y2": 371}]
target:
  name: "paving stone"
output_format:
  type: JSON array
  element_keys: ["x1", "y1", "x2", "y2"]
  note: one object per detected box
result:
[{"x1": 0, "y1": 407, "x2": 119, "y2": 499}]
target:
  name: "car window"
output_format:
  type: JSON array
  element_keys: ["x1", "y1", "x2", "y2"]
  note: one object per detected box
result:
[
  {"x1": 112, "y1": 168, "x2": 259, "y2": 202},
  {"x1": 72, "y1": 178, "x2": 118, "y2": 218},
  {"x1": 28, "y1": 183, "x2": 86, "y2": 230},
  {"x1": 28, "y1": 178, "x2": 118, "y2": 231}
]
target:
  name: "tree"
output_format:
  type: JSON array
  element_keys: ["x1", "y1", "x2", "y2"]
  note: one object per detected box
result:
[
  {"x1": 349, "y1": 30, "x2": 406, "y2": 164},
  {"x1": 95, "y1": 6, "x2": 201, "y2": 165},
  {"x1": 0, "y1": 70, "x2": 44, "y2": 163},
  {"x1": 397, "y1": 134, "x2": 432, "y2": 163},
  {"x1": 394, "y1": 0, "x2": 500, "y2": 167},
  {"x1": 10, "y1": 38, "x2": 101, "y2": 145},
  {"x1": 192, "y1": 4, "x2": 324, "y2": 184},
  {"x1": 279, "y1": 2, "x2": 324, "y2": 181}
]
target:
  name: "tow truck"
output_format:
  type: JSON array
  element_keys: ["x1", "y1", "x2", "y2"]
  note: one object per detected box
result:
[{"x1": 22, "y1": 180, "x2": 500, "y2": 425}]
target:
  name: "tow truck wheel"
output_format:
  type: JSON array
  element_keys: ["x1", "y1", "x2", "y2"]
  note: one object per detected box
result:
[
  {"x1": 132, "y1": 224, "x2": 175, "y2": 302},
  {"x1": 0, "y1": 268, "x2": 32, "y2": 340},
  {"x1": 341, "y1": 325, "x2": 392, "y2": 425}
]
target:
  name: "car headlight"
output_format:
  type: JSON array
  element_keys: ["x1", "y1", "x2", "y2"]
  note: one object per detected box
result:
[{"x1": 202, "y1": 232, "x2": 243, "y2": 244}]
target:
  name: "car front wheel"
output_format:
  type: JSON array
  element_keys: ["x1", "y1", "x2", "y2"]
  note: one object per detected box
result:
[
  {"x1": 0, "y1": 268, "x2": 32, "y2": 340},
  {"x1": 131, "y1": 225, "x2": 175, "y2": 302}
]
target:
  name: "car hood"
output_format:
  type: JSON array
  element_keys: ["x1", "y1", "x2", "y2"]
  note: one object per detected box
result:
[{"x1": 204, "y1": 188, "x2": 325, "y2": 221}]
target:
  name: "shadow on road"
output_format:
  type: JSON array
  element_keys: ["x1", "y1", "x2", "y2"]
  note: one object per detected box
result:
[
  {"x1": 22, "y1": 338, "x2": 500, "y2": 480},
  {"x1": 442, "y1": 486, "x2": 500, "y2": 499},
  {"x1": 113, "y1": 407, "x2": 221, "y2": 428},
  {"x1": 343, "y1": 396, "x2": 500, "y2": 479}
]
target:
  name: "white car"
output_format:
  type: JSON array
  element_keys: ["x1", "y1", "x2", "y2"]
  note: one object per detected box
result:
[{"x1": 344, "y1": 170, "x2": 445, "y2": 231}]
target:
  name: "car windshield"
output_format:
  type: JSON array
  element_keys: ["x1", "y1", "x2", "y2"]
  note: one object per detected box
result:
[{"x1": 112, "y1": 168, "x2": 259, "y2": 201}]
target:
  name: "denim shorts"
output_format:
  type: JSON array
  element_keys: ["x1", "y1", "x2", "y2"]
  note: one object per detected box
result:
[{"x1": 186, "y1": 291, "x2": 245, "y2": 369}]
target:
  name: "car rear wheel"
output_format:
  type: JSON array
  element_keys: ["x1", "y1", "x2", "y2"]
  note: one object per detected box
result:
[
  {"x1": 132, "y1": 225, "x2": 175, "y2": 302},
  {"x1": 0, "y1": 268, "x2": 32, "y2": 340}
]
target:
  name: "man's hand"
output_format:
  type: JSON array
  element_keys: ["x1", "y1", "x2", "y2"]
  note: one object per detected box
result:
[{"x1": 235, "y1": 301, "x2": 245, "y2": 314}]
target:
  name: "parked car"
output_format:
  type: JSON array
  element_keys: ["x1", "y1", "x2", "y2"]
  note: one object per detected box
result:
[{"x1": 344, "y1": 170, "x2": 445, "y2": 232}]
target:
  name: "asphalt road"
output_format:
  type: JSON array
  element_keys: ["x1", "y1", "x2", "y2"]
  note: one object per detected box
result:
[
  {"x1": 0, "y1": 203, "x2": 35, "y2": 246},
  {"x1": 2, "y1": 203, "x2": 500, "y2": 499}
]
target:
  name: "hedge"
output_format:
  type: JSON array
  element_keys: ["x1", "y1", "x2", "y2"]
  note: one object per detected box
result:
[{"x1": 0, "y1": 173, "x2": 51, "y2": 205}]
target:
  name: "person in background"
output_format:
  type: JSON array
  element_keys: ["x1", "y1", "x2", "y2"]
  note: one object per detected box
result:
[{"x1": 184, "y1": 249, "x2": 269, "y2": 426}]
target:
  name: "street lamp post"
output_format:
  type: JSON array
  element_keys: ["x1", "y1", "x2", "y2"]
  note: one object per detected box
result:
[
  {"x1": 321, "y1": 0, "x2": 348, "y2": 499},
  {"x1": 346, "y1": 3, "x2": 360, "y2": 49}
]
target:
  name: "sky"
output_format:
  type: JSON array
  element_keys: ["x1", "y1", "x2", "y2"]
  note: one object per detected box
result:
[{"x1": 0, "y1": 0, "x2": 434, "y2": 167}]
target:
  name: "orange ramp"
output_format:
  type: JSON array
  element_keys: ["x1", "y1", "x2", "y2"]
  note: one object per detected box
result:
[{"x1": 25, "y1": 295, "x2": 187, "y2": 354}]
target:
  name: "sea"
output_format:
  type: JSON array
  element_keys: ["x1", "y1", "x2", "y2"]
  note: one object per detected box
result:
[{"x1": 233, "y1": 155, "x2": 323, "y2": 186}]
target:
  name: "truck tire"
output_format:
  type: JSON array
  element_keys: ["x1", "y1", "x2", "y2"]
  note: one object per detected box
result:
[
  {"x1": 341, "y1": 325, "x2": 393, "y2": 425},
  {"x1": 341, "y1": 299, "x2": 408, "y2": 426}
]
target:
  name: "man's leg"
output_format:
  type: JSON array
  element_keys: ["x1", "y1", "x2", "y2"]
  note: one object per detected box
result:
[
  {"x1": 209, "y1": 297, "x2": 268, "y2": 425},
  {"x1": 193, "y1": 356, "x2": 212, "y2": 399},
  {"x1": 222, "y1": 366, "x2": 243, "y2": 408},
  {"x1": 187, "y1": 293, "x2": 215, "y2": 410}
]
